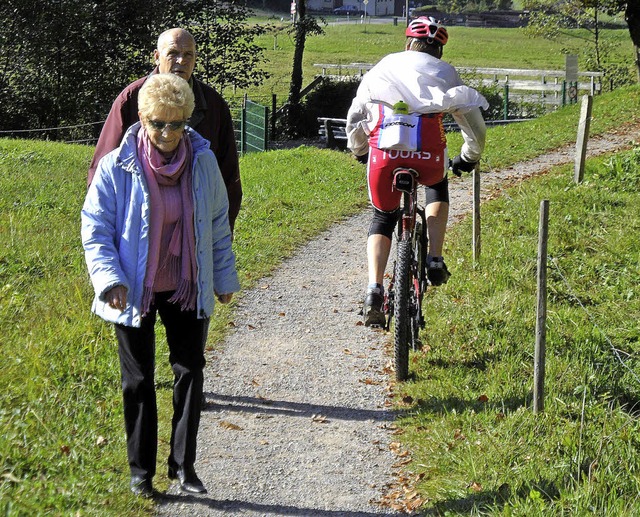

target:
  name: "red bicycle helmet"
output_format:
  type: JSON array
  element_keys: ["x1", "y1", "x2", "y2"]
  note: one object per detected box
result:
[{"x1": 405, "y1": 16, "x2": 448, "y2": 46}]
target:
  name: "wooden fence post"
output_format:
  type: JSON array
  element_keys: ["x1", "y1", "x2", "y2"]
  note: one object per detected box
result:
[
  {"x1": 533, "y1": 199, "x2": 549, "y2": 414},
  {"x1": 574, "y1": 94, "x2": 593, "y2": 184},
  {"x1": 324, "y1": 119, "x2": 335, "y2": 148},
  {"x1": 472, "y1": 163, "x2": 481, "y2": 263},
  {"x1": 503, "y1": 84, "x2": 509, "y2": 120}
]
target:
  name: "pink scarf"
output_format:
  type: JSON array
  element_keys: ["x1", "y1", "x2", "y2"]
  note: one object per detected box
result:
[{"x1": 137, "y1": 127, "x2": 197, "y2": 314}]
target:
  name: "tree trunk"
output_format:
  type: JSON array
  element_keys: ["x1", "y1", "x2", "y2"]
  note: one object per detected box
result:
[
  {"x1": 287, "y1": 0, "x2": 307, "y2": 136},
  {"x1": 625, "y1": 0, "x2": 640, "y2": 81}
]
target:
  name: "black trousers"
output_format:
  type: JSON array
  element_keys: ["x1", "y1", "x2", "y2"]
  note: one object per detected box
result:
[{"x1": 114, "y1": 291, "x2": 208, "y2": 480}]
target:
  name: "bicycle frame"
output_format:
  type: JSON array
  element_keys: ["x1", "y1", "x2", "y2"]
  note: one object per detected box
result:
[{"x1": 385, "y1": 167, "x2": 428, "y2": 381}]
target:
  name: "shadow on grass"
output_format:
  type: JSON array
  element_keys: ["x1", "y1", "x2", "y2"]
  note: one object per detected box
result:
[
  {"x1": 423, "y1": 350, "x2": 498, "y2": 372},
  {"x1": 420, "y1": 477, "x2": 560, "y2": 515},
  {"x1": 203, "y1": 392, "x2": 395, "y2": 423},
  {"x1": 614, "y1": 392, "x2": 640, "y2": 418},
  {"x1": 410, "y1": 394, "x2": 528, "y2": 416}
]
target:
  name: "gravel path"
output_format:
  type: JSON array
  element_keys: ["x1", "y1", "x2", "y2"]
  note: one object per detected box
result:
[{"x1": 157, "y1": 127, "x2": 638, "y2": 516}]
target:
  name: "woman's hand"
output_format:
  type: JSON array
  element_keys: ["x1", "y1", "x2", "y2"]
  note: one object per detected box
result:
[
  {"x1": 105, "y1": 285, "x2": 128, "y2": 311},
  {"x1": 216, "y1": 292, "x2": 233, "y2": 304}
]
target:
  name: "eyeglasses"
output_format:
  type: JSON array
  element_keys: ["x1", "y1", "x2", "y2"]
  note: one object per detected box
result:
[{"x1": 146, "y1": 119, "x2": 187, "y2": 132}]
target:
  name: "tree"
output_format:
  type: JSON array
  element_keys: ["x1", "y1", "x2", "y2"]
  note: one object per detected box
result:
[
  {"x1": 173, "y1": 0, "x2": 270, "y2": 92},
  {"x1": 619, "y1": 0, "x2": 640, "y2": 79},
  {"x1": 284, "y1": 0, "x2": 324, "y2": 137},
  {"x1": 0, "y1": 0, "x2": 157, "y2": 137},
  {"x1": 523, "y1": 0, "x2": 640, "y2": 83},
  {"x1": 0, "y1": 0, "x2": 270, "y2": 139}
]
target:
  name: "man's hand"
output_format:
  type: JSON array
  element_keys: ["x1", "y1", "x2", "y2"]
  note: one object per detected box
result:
[
  {"x1": 451, "y1": 155, "x2": 476, "y2": 177},
  {"x1": 105, "y1": 285, "x2": 128, "y2": 312},
  {"x1": 216, "y1": 293, "x2": 233, "y2": 304}
]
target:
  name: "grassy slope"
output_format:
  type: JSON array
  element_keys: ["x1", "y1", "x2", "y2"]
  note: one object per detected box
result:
[
  {"x1": 398, "y1": 139, "x2": 640, "y2": 514},
  {"x1": 227, "y1": 23, "x2": 636, "y2": 104}
]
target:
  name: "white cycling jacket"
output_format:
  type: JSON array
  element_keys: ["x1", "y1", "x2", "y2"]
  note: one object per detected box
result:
[{"x1": 347, "y1": 50, "x2": 488, "y2": 162}]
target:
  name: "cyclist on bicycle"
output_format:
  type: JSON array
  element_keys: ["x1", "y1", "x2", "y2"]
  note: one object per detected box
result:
[{"x1": 346, "y1": 16, "x2": 488, "y2": 327}]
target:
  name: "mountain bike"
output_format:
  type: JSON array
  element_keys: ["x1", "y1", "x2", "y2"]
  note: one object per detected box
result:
[{"x1": 384, "y1": 167, "x2": 429, "y2": 382}]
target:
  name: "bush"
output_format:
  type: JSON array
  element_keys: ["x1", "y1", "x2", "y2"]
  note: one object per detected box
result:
[{"x1": 293, "y1": 77, "x2": 361, "y2": 138}]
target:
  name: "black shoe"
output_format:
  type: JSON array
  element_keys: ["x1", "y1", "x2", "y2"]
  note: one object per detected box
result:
[
  {"x1": 363, "y1": 290, "x2": 386, "y2": 327},
  {"x1": 168, "y1": 465, "x2": 207, "y2": 494},
  {"x1": 130, "y1": 475, "x2": 153, "y2": 497},
  {"x1": 427, "y1": 257, "x2": 451, "y2": 286}
]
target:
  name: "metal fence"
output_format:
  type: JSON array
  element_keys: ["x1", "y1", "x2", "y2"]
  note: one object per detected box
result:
[{"x1": 232, "y1": 98, "x2": 270, "y2": 154}]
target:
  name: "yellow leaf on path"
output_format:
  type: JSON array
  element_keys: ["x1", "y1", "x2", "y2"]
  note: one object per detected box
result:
[{"x1": 219, "y1": 421, "x2": 243, "y2": 431}]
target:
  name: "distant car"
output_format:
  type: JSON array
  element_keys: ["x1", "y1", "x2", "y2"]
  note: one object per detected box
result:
[{"x1": 333, "y1": 5, "x2": 363, "y2": 16}]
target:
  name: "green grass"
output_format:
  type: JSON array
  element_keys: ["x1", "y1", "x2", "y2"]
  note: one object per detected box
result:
[
  {"x1": 0, "y1": 23, "x2": 639, "y2": 514},
  {"x1": 225, "y1": 23, "x2": 637, "y2": 105},
  {"x1": 396, "y1": 144, "x2": 640, "y2": 515}
]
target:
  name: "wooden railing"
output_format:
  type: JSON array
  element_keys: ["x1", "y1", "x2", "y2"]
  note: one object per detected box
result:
[{"x1": 313, "y1": 63, "x2": 603, "y2": 107}]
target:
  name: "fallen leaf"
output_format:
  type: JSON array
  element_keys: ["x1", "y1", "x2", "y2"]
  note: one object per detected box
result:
[
  {"x1": 311, "y1": 414, "x2": 328, "y2": 423},
  {"x1": 247, "y1": 324, "x2": 256, "y2": 330},
  {"x1": 278, "y1": 312, "x2": 286, "y2": 317},
  {"x1": 60, "y1": 445, "x2": 71, "y2": 456},
  {"x1": 355, "y1": 321, "x2": 364, "y2": 326},
  {"x1": 96, "y1": 435, "x2": 108, "y2": 447},
  {"x1": 406, "y1": 496, "x2": 425, "y2": 510},
  {"x1": 219, "y1": 421, "x2": 243, "y2": 431},
  {"x1": 469, "y1": 481, "x2": 483, "y2": 492},
  {"x1": 478, "y1": 394, "x2": 489, "y2": 403}
]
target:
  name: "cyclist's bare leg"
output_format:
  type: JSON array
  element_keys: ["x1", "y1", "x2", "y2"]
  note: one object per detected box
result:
[
  {"x1": 364, "y1": 234, "x2": 391, "y2": 326},
  {"x1": 367, "y1": 234, "x2": 392, "y2": 286},
  {"x1": 425, "y1": 201, "x2": 451, "y2": 285},
  {"x1": 425, "y1": 201, "x2": 449, "y2": 257}
]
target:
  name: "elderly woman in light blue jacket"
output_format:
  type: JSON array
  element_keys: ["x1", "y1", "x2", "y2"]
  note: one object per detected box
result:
[{"x1": 81, "y1": 73, "x2": 239, "y2": 498}]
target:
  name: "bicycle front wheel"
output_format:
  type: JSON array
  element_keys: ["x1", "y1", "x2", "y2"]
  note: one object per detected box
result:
[{"x1": 394, "y1": 239, "x2": 411, "y2": 381}]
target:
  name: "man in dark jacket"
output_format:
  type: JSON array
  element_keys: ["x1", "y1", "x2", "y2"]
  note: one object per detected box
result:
[{"x1": 88, "y1": 28, "x2": 242, "y2": 230}]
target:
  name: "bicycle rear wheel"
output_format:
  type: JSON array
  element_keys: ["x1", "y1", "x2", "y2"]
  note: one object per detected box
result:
[{"x1": 394, "y1": 239, "x2": 411, "y2": 381}]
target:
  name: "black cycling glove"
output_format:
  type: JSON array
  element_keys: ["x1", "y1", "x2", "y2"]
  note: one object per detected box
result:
[{"x1": 451, "y1": 155, "x2": 476, "y2": 177}]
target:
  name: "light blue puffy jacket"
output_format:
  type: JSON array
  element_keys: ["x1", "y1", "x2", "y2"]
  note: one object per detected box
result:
[{"x1": 81, "y1": 122, "x2": 240, "y2": 327}]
